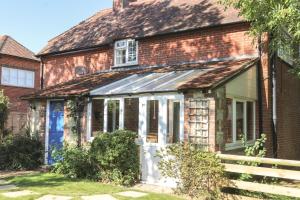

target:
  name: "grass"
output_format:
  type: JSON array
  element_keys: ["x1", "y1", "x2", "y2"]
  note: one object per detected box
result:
[{"x1": 0, "y1": 173, "x2": 182, "y2": 200}]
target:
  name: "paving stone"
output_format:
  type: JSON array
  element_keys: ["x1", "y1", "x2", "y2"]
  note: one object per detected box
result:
[
  {"x1": 0, "y1": 184, "x2": 17, "y2": 190},
  {"x1": 116, "y1": 191, "x2": 148, "y2": 198},
  {"x1": 81, "y1": 194, "x2": 117, "y2": 200},
  {"x1": 36, "y1": 194, "x2": 73, "y2": 200},
  {"x1": 2, "y1": 190, "x2": 38, "y2": 198}
]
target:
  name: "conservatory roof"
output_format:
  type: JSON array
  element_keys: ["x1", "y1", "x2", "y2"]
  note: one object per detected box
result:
[{"x1": 90, "y1": 69, "x2": 208, "y2": 96}]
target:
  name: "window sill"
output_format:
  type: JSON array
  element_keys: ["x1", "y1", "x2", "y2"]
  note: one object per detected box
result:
[
  {"x1": 112, "y1": 62, "x2": 138, "y2": 68},
  {"x1": 225, "y1": 140, "x2": 255, "y2": 151},
  {"x1": 1, "y1": 83, "x2": 35, "y2": 89}
]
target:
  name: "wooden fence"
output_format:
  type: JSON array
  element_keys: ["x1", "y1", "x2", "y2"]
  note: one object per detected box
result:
[{"x1": 219, "y1": 154, "x2": 300, "y2": 198}]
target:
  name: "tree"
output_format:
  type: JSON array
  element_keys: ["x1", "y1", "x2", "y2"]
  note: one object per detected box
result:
[
  {"x1": 220, "y1": 0, "x2": 300, "y2": 72},
  {"x1": 0, "y1": 90, "x2": 9, "y2": 140}
]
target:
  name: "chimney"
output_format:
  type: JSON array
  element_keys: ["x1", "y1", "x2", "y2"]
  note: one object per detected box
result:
[{"x1": 113, "y1": 0, "x2": 136, "y2": 11}]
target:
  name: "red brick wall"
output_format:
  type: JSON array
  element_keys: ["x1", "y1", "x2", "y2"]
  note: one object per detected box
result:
[
  {"x1": 139, "y1": 23, "x2": 256, "y2": 66},
  {"x1": 276, "y1": 58, "x2": 300, "y2": 160},
  {"x1": 42, "y1": 47, "x2": 113, "y2": 87},
  {"x1": 42, "y1": 22, "x2": 257, "y2": 87},
  {"x1": 0, "y1": 55, "x2": 40, "y2": 112},
  {"x1": 0, "y1": 54, "x2": 40, "y2": 133}
]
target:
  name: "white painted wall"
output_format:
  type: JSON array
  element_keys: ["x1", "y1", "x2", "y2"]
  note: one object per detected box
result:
[{"x1": 226, "y1": 66, "x2": 257, "y2": 100}]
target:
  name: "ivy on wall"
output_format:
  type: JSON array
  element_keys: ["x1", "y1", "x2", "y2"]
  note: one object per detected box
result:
[
  {"x1": 0, "y1": 90, "x2": 9, "y2": 140},
  {"x1": 66, "y1": 97, "x2": 85, "y2": 147}
]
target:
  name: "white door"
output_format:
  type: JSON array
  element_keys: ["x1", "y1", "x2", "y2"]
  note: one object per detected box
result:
[{"x1": 138, "y1": 95, "x2": 184, "y2": 187}]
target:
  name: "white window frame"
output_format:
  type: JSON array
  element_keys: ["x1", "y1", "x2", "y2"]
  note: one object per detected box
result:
[
  {"x1": 114, "y1": 39, "x2": 138, "y2": 67},
  {"x1": 225, "y1": 98, "x2": 256, "y2": 151},
  {"x1": 86, "y1": 93, "x2": 184, "y2": 146},
  {"x1": 1, "y1": 66, "x2": 35, "y2": 88}
]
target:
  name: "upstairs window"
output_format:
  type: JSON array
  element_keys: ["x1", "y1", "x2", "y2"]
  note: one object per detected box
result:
[
  {"x1": 1, "y1": 67, "x2": 34, "y2": 88},
  {"x1": 114, "y1": 39, "x2": 138, "y2": 67}
]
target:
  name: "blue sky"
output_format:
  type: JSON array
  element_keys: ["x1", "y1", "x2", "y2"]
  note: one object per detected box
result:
[{"x1": 0, "y1": 0, "x2": 113, "y2": 53}]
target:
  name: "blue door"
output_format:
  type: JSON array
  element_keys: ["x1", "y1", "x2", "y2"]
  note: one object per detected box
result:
[{"x1": 48, "y1": 101, "x2": 64, "y2": 165}]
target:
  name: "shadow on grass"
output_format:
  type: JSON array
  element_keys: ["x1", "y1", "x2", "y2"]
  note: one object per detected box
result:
[{"x1": 4, "y1": 173, "x2": 75, "y2": 188}]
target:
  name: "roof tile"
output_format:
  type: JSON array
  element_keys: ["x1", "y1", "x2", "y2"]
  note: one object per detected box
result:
[
  {"x1": 38, "y1": 0, "x2": 243, "y2": 55},
  {"x1": 0, "y1": 35, "x2": 39, "y2": 61}
]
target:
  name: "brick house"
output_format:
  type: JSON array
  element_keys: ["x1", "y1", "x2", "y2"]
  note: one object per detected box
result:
[
  {"x1": 0, "y1": 35, "x2": 40, "y2": 134},
  {"x1": 23, "y1": 0, "x2": 300, "y2": 186}
]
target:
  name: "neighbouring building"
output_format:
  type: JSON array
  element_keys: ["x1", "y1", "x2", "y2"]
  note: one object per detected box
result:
[
  {"x1": 22, "y1": 0, "x2": 300, "y2": 186},
  {"x1": 0, "y1": 35, "x2": 40, "y2": 134}
]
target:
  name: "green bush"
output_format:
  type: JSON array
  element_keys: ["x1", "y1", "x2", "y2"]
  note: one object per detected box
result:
[
  {"x1": 52, "y1": 130, "x2": 140, "y2": 186},
  {"x1": 52, "y1": 144, "x2": 99, "y2": 179},
  {"x1": 157, "y1": 143, "x2": 230, "y2": 200},
  {"x1": 0, "y1": 134, "x2": 43, "y2": 170},
  {"x1": 90, "y1": 130, "x2": 139, "y2": 186}
]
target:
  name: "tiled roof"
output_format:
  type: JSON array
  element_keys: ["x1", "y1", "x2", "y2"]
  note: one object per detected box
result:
[
  {"x1": 0, "y1": 35, "x2": 39, "y2": 61},
  {"x1": 38, "y1": 0, "x2": 243, "y2": 56},
  {"x1": 22, "y1": 58, "x2": 258, "y2": 99}
]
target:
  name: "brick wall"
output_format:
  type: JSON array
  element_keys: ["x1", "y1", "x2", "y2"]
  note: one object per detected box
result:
[
  {"x1": 0, "y1": 54, "x2": 40, "y2": 133},
  {"x1": 276, "y1": 58, "x2": 300, "y2": 160},
  {"x1": 42, "y1": 22, "x2": 257, "y2": 88},
  {"x1": 42, "y1": 47, "x2": 113, "y2": 87}
]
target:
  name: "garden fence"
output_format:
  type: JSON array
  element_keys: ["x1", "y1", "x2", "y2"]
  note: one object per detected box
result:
[{"x1": 219, "y1": 154, "x2": 300, "y2": 198}]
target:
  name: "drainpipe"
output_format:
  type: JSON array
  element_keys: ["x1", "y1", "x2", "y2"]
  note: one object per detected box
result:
[
  {"x1": 271, "y1": 48, "x2": 278, "y2": 158},
  {"x1": 257, "y1": 37, "x2": 263, "y2": 137},
  {"x1": 40, "y1": 59, "x2": 44, "y2": 90}
]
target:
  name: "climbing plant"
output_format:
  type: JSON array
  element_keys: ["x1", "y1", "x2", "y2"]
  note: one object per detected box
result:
[
  {"x1": 0, "y1": 90, "x2": 9, "y2": 140},
  {"x1": 66, "y1": 97, "x2": 85, "y2": 147}
]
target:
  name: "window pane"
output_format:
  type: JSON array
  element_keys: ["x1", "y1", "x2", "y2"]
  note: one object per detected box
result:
[
  {"x1": 128, "y1": 40, "x2": 137, "y2": 62},
  {"x1": 116, "y1": 40, "x2": 126, "y2": 48},
  {"x1": 1, "y1": 68, "x2": 10, "y2": 84},
  {"x1": 225, "y1": 99, "x2": 233, "y2": 143},
  {"x1": 18, "y1": 70, "x2": 26, "y2": 86},
  {"x1": 107, "y1": 100, "x2": 120, "y2": 132},
  {"x1": 167, "y1": 101, "x2": 180, "y2": 143},
  {"x1": 92, "y1": 99, "x2": 104, "y2": 137},
  {"x1": 147, "y1": 100, "x2": 159, "y2": 143},
  {"x1": 236, "y1": 101, "x2": 244, "y2": 140},
  {"x1": 25, "y1": 71, "x2": 34, "y2": 88},
  {"x1": 124, "y1": 98, "x2": 139, "y2": 133},
  {"x1": 247, "y1": 102, "x2": 254, "y2": 141},
  {"x1": 10, "y1": 69, "x2": 18, "y2": 85},
  {"x1": 116, "y1": 49, "x2": 126, "y2": 65}
]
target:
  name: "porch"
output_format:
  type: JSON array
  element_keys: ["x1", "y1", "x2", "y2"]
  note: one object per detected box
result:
[{"x1": 24, "y1": 58, "x2": 259, "y2": 186}]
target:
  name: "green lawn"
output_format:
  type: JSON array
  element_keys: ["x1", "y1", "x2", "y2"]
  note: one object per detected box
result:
[{"x1": 0, "y1": 173, "x2": 182, "y2": 200}]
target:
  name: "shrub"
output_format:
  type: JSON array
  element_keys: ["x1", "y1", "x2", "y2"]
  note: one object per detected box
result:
[
  {"x1": 0, "y1": 90, "x2": 9, "y2": 140},
  {"x1": 157, "y1": 143, "x2": 230, "y2": 200},
  {"x1": 0, "y1": 134, "x2": 43, "y2": 170},
  {"x1": 52, "y1": 143, "x2": 98, "y2": 179},
  {"x1": 90, "y1": 130, "x2": 139, "y2": 186}
]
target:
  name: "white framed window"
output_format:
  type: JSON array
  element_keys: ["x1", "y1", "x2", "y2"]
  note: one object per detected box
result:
[
  {"x1": 225, "y1": 98, "x2": 256, "y2": 150},
  {"x1": 114, "y1": 39, "x2": 138, "y2": 67},
  {"x1": 1, "y1": 67, "x2": 35, "y2": 88}
]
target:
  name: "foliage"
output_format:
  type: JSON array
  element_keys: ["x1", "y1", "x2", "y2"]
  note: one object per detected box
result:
[
  {"x1": 0, "y1": 90, "x2": 9, "y2": 140},
  {"x1": 52, "y1": 130, "x2": 140, "y2": 186},
  {"x1": 66, "y1": 98, "x2": 85, "y2": 147},
  {"x1": 238, "y1": 134, "x2": 267, "y2": 181},
  {"x1": 52, "y1": 143, "x2": 99, "y2": 179},
  {"x1": 0, "y1": 133, "x2": 43, "y2": 170},
  {"x1": 90, "y1": 130, "x2": 139, "y2": 186},
  {"x1": 219, "y1": 0, "x2": 300, "y2": 70},
  {"x1": 157, "y1": 143, "x2": 230, "y2": 200}
]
